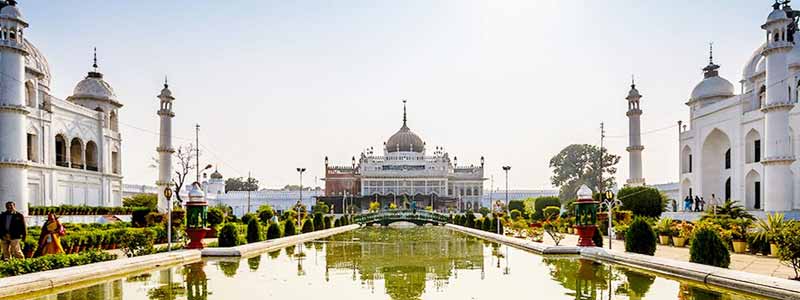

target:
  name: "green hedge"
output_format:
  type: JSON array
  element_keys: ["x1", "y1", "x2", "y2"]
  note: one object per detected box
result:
[
  {"x1": 29, "y1": 205, "x2": 138, "y2": 216},
  {"x1": 0, "y1": 250, "x2": 117, "y2": 277}
]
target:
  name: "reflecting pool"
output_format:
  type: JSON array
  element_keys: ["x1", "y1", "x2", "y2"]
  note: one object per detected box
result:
[{"x1": 22, "y1": 227, "x2": 771, "y2": 300}]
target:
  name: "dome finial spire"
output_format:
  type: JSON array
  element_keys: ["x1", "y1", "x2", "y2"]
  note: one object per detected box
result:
[
  {"x1": 92, "y1": 47, "x2": 98, "y2": 72},
  {"x1": 631, "y1": 74, "x2": 635, "y2": 88},
  {"x1": 164, "y1": 75, "x2": 169, "y2": 89},
  {"x1": 402, "y1": 99, "x2": 407, "y2": 127},
  {"x1": 709, "y1": 42, "x2": 714, "y2": 65}
]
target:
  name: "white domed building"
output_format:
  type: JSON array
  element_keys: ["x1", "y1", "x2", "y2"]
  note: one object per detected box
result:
[
  {"x1": 679, "y1": 2, "x2": 800, "y2": 212},
  {"x1": 321, "y1": 101, "x2": 486, "y2": 213},
  {"x1": 0, "y1": 1, "x2": 123, "y2": 212}
]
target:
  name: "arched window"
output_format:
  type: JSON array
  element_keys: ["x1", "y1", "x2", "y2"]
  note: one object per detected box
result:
[
  {"x1": 70, "y1": 138, "x2": 83, "y2": 169},
  {"x1": 724, "y1": 149, "x2": 731, "y2": 170},
  {"x1": 109, "y1": 111, "x2": 119, "y2": 131},
  {"x1": 758, "y1": 85, "x2": 766, "y2": 108},
  {"x1": 112, "y1": 150, "x2": 120, "y2": 174},
  {"x1": 725, "y1": 177, "x2": 731, "y2": 201},
  {"x1": 775, "y1": 32, "x2": 781, "y2": 42},
  {"x1": 85, "y1": 141, "x2": 98, "y2": 171},
  {"x1": 26, "y1": 132, "x2": 37, "y2": 162},
  {"x1": 24, "y1": 81, "x2": 35, "y2": 108},
  {"x1": 55, "y1": 135, "x2": 67, "y2": 167}
]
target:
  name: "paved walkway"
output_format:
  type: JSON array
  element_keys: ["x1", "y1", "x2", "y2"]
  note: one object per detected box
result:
[{"x1": 537, "y1": 233, "x2": 797, "y2": 279}]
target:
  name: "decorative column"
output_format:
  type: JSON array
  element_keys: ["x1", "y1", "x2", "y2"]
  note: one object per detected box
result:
[
  {"x1": 0, "y1": 3, "x2": 30, "y2": 214},
  {"x1": 626, "y1": 79, "x2": 645, "y2": 187},
  {"x1": 574, "y1": 185, "x2": 598, "y2": 247},
  {"x1": 156, "y1": 80, "x2": 175, "y2": 213},
  {"x1": 185, "y1": 182, "x2": 209, "y2": 249},
  {"x1": 761, "y1": 3, "x2": 795, "y2": 211}
]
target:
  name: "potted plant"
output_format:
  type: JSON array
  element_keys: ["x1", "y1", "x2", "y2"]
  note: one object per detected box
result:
[
  {"x1": 613, "y1": 223, "x2": 629, "y2": 240},
  {"x1": 730, "y1": 218, "x2": 752, "y2": 253},
  {"x1": 656, "y1": 218, "x2": 674, "y2": 245},
  {"x1": 755, "y1": 212, "x2": 788, "y2": 257},
  {"x1": 673, "y1": 221, "x2": 693, "y2": 247}
]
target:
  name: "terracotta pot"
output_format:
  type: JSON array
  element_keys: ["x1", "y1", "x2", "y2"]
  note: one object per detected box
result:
[
  {"x1": 659, "y1": 235, "x2": 670, "y2": 245},
  {"x1": 673, "y1": 237, "x2": 686, "y2": 247},
  {"x1": 770, "y1": 243, "x2": 779, "y2": 257},
  {"x1": 732, "y1": 240, "x2": 747, "y2": 253}
]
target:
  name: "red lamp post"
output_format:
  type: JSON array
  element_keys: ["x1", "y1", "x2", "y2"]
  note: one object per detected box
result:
[
  {"x1": 574, "y1": 185, "x2": 598, "y2": 247},
  {"x1": 185, "y1": 182, "x2": 210, "y2": 249}
]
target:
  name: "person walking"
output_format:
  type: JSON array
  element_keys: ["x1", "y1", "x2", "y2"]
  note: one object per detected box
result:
[
  {"x1": 0, "y1": 202, "x2": 27, "y2": 260},
  {"x1": 33, "y1": 213, "x2": 64, "y2": 257},
  {"x1": 683, "y1": 196, "x2": 692, "y2": 211},
  {"x1": 694, "y1": 196, "x2": 701, "y2": 212}
]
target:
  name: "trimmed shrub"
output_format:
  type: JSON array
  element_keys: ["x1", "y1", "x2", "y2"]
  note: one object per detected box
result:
[
  {"x1": 690, "y1": 228, "x2": 730, "y2": 268},
  {"x1": 0, "y1": 250, "x2": 117, "y2": 277},
  {"x1": 313, "y1": 213, "x2": 324, "y2": 231},
  {"x1": 510, "y1": 209, "x2": 522, "y2": 220},
  {"x1": 284, "y1": 220, "x2": 297, "y2": 237},
  {"x1": 774, "y1": 222, "x2": 800, "y2": 279},
  {"x1": 482, "y1": 217, "x2": 492, "y2": 231},
  {"x1": 246, "y1": 218, "x2": 263, "y2": 243},
  {"x1": 119, "y1": 228, "x2": 156, "y2": 257},
  {"x1": 533, "y1": 196, "x2": 561, "y2": 220},
  {"x1": 301, "y1": 219, "x2": 315, "y2": 233},
  {"x1": 475, "y1": 218, "x2": 483, "y2": 230},
  {"x1": 618, "y1": 186, "x2": 666, "y2": 218},
  {"x1": 334, "y1": 217, "x2": 342, "y2": 228},
  {"x1": 542, "y1": 206, "x2": 561, "y2": 221},
  {"x1": 256, "y1": 204, "x2": 275, "y2": 224},
  {"x1": 464, "y1": 212, "x2": 476, "y2": 228},
  {"x1": 241, "y1": 213, "x2": 257, "y2": 225},
  {"x1": 266, "y1": 222, "x2": 282, "y2": 240},
  {"x1": 593, "y1": 227, "x2": 603, "y2": 248},
  {"x1": 218, "y1": 223, "x2": 240, "y2": 247},
  {"x1": 508, "y1": 200, "x2": 525, "y2": 214},
  {"x1": 131, "y1": 208, "x2": 152, "y2": 227},
  {"x1": 324, "y1": 216, "x2": 333, "y2": 229},
  {"x1": 207, "y1": 207, "x2": 225, "y2": 229},
  {"x1": 625, "y1": 217, "x2": 657, "y2": 255}
]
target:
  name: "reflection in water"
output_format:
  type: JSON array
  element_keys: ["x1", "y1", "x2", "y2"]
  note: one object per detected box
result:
[
  {"x1": 322, "y1": 227, "x2": 486, "y2": 300},
  {"x1": 27, "y1": 227, "x2": 772, "y2": 300}
]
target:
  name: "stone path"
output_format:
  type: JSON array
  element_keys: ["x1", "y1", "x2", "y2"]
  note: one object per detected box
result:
[{"x1": 538, "y1": 232, "x2": 798, "y2": 280}]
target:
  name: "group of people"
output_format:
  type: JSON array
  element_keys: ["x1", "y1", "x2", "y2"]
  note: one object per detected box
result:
[
  {"x1": 0, "y1": 201, "x2": 65, "y2": 261},
  {"x1": 682, "y1": 194, "x2": 718, "y2": 212}
]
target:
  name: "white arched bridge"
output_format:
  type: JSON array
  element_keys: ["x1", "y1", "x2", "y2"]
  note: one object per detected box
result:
[{"x1": 353, "y1": 209, "x2": 450, "y2": 226}]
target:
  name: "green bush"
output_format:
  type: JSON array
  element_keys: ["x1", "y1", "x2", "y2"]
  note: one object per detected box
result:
[
  {"x1": 482, "y1": 217, "x2": 492, "y2": 231},
  {"x1": 533, "y1": 196, "x2": 561, "y2": 220},
  {"x1": 464, "y1": 212, "x2": 476, "y2": 228},
  {"x1": 246, "y1": 218, "x2": 263, "y2": 243},
  {"x1": 510, "y1": 209, "x2": 522, "y2": 220},
  {"x1": 334, "y1": 217, "x2": 342, "y2": 228},
  {"x1": 131, "y1": 208, "x2": 152, "y2": 227},
  {"x1": 690, "y1": 228, "x2": 730, "y2": 268},
  {"x1": 123, "y1": 194, "x2": 158, "y2": 210},
  {"x1": 284, "y1": 220, "x2": 297, "y2": 237},
  {"x1": 593, "y1": 227, "x2": 603, "y2": 248},
  {"x1": 119, "y1": 228, "x2": 156, "y2": 257},
  {"x1": 218, "y1": 223, "x2": 240, "y2": 247},
  {"x1": 475, "y1": 218, "x2": 483, "y2": 230},
  {"x1": 324, "y1": 216, "x2": 333, "y2": 229},
  {"x1": 508, "y1": 200, "x2": 525, "y2": 214},
  {"x1": 301, "y1": 218, "x2": 315, "y2": 233},
  {"x1": 241, "y1": 213, "x2": 257, "y2": 225},
  {"x1": 313, "y1": 213, "x2": 324, "y2": 231},
  {"x1": 773, "y1": 222, "x2": 800, "y2": 279},
  {"x1": 256, "y1": 205, "x2": 275, "y2": 224},
  {"x1": 625, "y1": 217, "x2": 657, "y2": 255},
  {"x1": 543, "y1": 206, "x2": 560, "y2": 221},
  {"x1": 266, "y1": 222, "x2": 282, "y2": 240},
  {"x1": 618, "y1": 186, "x2": 666, "y2": 218},
  {"x1": 0, "y1": 250, "x2": 117, "y2": 277},
  {"x1": 207, "y1": 207, "x2": 225, "y2": 229}
]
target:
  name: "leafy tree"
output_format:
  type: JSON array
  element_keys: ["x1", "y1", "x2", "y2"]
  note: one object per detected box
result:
[
  {"x1": 549, "y1": 144, "x2": 620, "y2": 201},
  {"x1": 246, "y1": 218, "x2": 263, "y2": 243},
  {"x1": 532, "y1": 196, "x2": 561, "y2": 220},
  {"x1": 618, "y1": 186, "x2": 666, "y2": 218},
  {"x1": 690, "y1": 228, "x2": 730, "y2": 268},
  {"x1": 123, "y1": 194, "x2": 157, "y2": 210},
  {"x1": 218, "y1": 223, "x2": 240, "y2": 247},
  {"x1": 266, "y1": 222, "x2": 281, "y2": 239},
  {"x1": 256, "y1": 205, "x2": 275, "y2": 224},
  {"x1": 625, "y1": 217, "x2": 657, "y2": 255},
  {"x1": 225, "y1": 177, "x2": 259, "y2": 193}
]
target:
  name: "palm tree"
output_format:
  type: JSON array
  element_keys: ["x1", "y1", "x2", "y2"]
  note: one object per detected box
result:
[{"x1": 702, "y1": 199, "x2": 754, "y2": 220}]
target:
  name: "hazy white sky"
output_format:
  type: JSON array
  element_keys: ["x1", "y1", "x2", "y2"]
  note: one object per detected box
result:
[{"x1": 23, "y1": 1, "x2": 770, "y2": 189}]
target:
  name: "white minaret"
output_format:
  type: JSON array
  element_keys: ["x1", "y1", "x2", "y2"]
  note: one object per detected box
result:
[
  {"x1": 761, "y1": 2, "x2": 795, "y2": 211},
  {"x1": 156, "y1": 79, "x2": 175, "y2": 212},
  {"x1": 626, "y1": 77, "x2": 645, "y2": 187},
  {"x1": 0, "y1": 2, "x2": 29, "y2": 214}
]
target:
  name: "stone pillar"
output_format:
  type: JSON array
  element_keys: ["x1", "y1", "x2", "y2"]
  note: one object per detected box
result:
[{"x1": 0, "y1": 4, "x2": 30, "y2": 215}]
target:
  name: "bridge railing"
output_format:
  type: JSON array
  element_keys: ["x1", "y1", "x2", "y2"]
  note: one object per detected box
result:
[{"x1": 353, "y1": 209, "x2": 451, "y2": 224}]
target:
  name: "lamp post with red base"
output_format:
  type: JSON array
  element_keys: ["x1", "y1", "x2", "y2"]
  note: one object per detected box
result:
[
  {"x1": 185, "y1": 182, "x2": 210, "y2": 249},
  {"x1": 574, "y1": 184, "x2": 598, "y2": 247}
]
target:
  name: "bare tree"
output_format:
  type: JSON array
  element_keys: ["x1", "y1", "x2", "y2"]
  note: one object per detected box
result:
[{"x1": 172, "y1": 144, "x2": 211, "y2": 203}]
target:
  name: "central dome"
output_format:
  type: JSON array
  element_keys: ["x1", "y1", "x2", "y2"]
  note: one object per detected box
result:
[{"x1": 386, "y1": 101, "x2": 425, "y2": 153}]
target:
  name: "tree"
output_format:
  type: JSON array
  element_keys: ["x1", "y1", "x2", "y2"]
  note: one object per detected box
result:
[
  {"x1": 618, "y1": 186, "x2": 666, "y2": 218},
  {"x1": 549, "y1": 144, "x2": 620, "y2": 201},
  {"x1": 123, "y1": 194, "x2": 157, "y2": 210},
  {"x1": 225, "y1": 177, "x2": 259, "y2": 193},
  {"x1": 172, "y1": 144, "x2": 212, "y2": 203},
  {"x1": 312, "y1": 201, "x2": 330, "y2": 214},
  {"x1": 257, "y1": 204, "x2": 275, "y2": 224}
]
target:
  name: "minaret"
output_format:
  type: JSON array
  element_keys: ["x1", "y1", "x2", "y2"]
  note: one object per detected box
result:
[
  {"x1": 156, "y1": 78, "x2": 175, "y2": 212},
  {"x1": 626, "y1": 76, "x2": 645, "y2": 187},
  {"x1": 761, "y1": 2, "x2": 795, "y2": 211},
  {"x1": 0, "y1": 2, "x2": 30, "y2": 214}
]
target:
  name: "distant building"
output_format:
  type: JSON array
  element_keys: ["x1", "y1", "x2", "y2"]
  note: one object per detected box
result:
[{"x1": 320, "y1": 101, "x2": 485, "y2": 213}]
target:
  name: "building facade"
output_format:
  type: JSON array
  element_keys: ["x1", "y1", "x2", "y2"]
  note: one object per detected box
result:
[
  {"x1": 0, "y1": 2, "x2": 123, "y2": 214},
  {"x1": 322, "y1": 101, "x2": 485, "y2": 213},
  {"x1": 679, "y1": 2, "x2": 800, "y2": 212}
]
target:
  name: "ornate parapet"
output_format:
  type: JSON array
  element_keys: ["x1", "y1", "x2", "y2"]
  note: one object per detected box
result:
[
  {"x1": 0, "y1": 158, "x2": 28, "y2": 169},
  {"x1": 760, "y1": 102, "x2": 795, "y2": 113},
  {"x1": 0, "y1": 103, "x2": 29, "y2": 115},
  {"x1": 761, "y1": 155, "x2": 796, "y2": 165}
]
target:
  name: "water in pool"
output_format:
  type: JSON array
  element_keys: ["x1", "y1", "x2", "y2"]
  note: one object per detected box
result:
[{"x1": 20, "y1": 227, "x2": 770, "y2": 300}]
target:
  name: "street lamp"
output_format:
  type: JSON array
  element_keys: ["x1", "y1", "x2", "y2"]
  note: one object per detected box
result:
[
  {"x1": 599, "y1": 190, "x2": 621, "y2": 250},
  {"x1": 502, "y1": 166, "x2": 511, "y2": 216},
  {"x1": 297, "y1": 167, "x2": 306, "y2": 230}
]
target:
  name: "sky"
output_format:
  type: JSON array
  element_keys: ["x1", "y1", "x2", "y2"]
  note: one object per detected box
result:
[{"x1": 21, "y1": 0, "x2": 772, "y2": 190}]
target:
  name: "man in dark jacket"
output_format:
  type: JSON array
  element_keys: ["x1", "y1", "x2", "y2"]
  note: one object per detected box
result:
[{"x1": 0, "y1": 201, "x2": 26, "y2": 260}]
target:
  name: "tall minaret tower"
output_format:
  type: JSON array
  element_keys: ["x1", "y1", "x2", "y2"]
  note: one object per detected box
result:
[
  {"x1": 0, "y1": 2, "x2": 30, "y2": 214},
  {"x1": 626, "y1": 77, "x2": 645, "y2": 187},
  {"x1": 761, "y1": 2, "x2": 796, "y2": 211},
  {"x1": 156, "y1": 79, "x2": 175, "y2": 212}
]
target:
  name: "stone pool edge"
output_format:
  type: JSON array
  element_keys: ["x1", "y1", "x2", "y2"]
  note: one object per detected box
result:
[
  {"x1": 201, "y1": 224, "x2": 360, "y2": 257},
  {"x1": 0, "y1": 249, "x2": 201, "y2": 298},
  {"x1": 445, "y1": 224, "x2": 800, "y2": 300}
]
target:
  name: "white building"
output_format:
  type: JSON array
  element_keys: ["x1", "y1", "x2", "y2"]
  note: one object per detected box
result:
[
  {"x1": 679, "y1": 2, "x2": 800, "y2": 212},
  {"x1": 0, "y1": 2, "x2": 123, "y2": 214}
]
